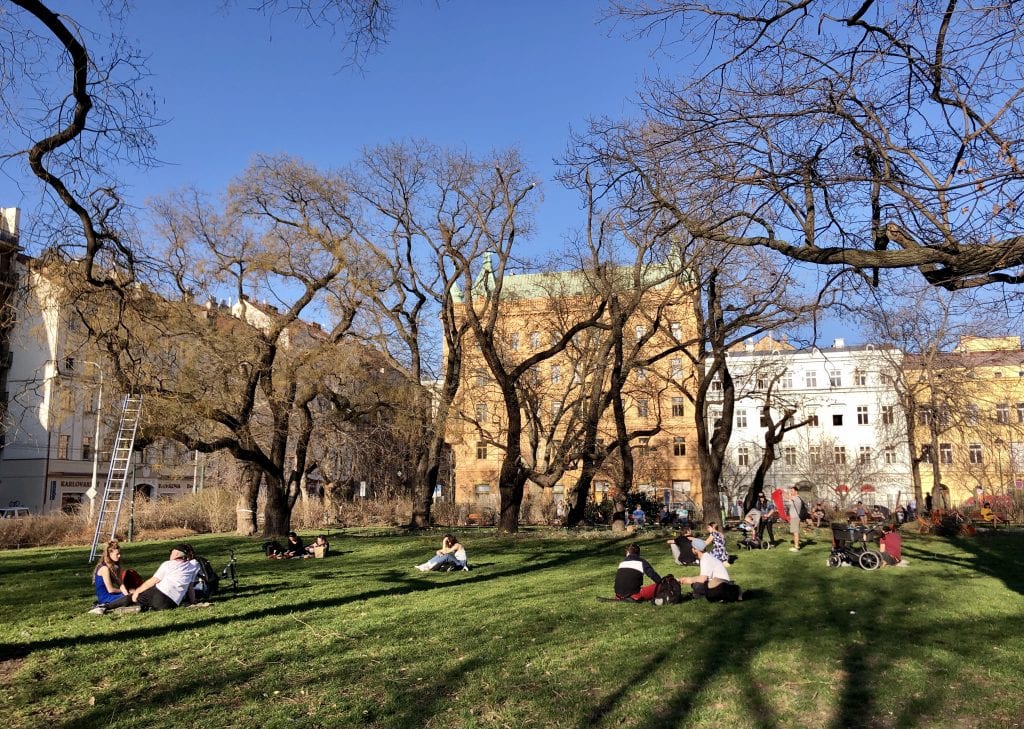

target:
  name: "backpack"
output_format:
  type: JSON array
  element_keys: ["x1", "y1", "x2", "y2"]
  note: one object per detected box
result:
[
  {"x1": 654, "y1": 575, "x2": 683, "y2": 605},
  {"x1": 262, "y1": 540, "x2": 284, "y2": 558},
  {"x1": 799, "y1": 499, "x2": 810, "y2": 521},
  {"x1": 193, "y1": 556, "x2": 220, "y2": 599}
]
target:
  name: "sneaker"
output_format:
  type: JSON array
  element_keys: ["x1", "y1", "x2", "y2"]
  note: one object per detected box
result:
[
  {"x1": 462, "y1": 565, "x2": 470, "y2": 572},
  {"x1": 789, "y1": 547, "x2": 800, "y2": 552},
  {"x1": 110, "y1": 605, "x2": 141, "y2": 615},
  {"x1": 187, "y1": 602, "x2": 212, "y2": 608},
  {"x1": 88, "y1": 606, "x2": 106, "y2": 615}
]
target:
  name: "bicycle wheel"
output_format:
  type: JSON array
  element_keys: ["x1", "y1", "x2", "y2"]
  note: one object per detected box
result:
[
  {"x1": 859, "y1": 551, "x2": 881, "y2": 570},
  {"x1": 827, "y1": 553, "x2": 842, "y2": 568}
]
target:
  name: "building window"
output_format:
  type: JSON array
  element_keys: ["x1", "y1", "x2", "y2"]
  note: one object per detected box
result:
[
  {"x1": 671, "y1": 358, "x2": 684, "y2": 381},
  {"x1": 780, "y1": 446, "x2": 794, "y2": 466},
  {"x1": 966, "y1": 404, "x2": 980, "y2": 425},
  {"x1": 939, "y1": 443, "x2": 953, "y2": 464},
  {"x1": 476, "y1": 442, "x2": 488, "y2": 460},
  {"x1": 858, "y1": 446, "x2": 871, "y2": 464},
  {"x1": 82, "y1": 436, "x2": 92, "y2": 460},
  {"x1": 737, "y1": 446, "x2": 749, "y2": 466},
  {"x1": 781, "y1": 371, "x2": 793, "y2": 390},
  {"x1": 509, "y1": 333, "x2": 520, "y2": 351},
  {"x1": 996, "y1": 403, "x2": 1010, "y2": 424},
  {"x1": 475, "y1": 403, "x2": 487, "y2": 423},
  {"x1": 475, "y1": 369, "x2": 489, "y2": 386},
  {"x1": 529, "y1": 368, "x2": 541, "y2": 385},
  {"x1": 882, "y1": 406, "x2": 895, "y2": 425},
  {"x1": 969, "y1": 443, "x2": 983, "y2": 464},
  {"x1": 856, "y1": 370, "x2": 867, "y2": 386},
  {"x1": 810, "y1": 446, "x2": 822, "y2": 464},
  {"x1": 530, "y1": 331, "x2": 541, "y2": 349},
  {"x1": 807, "y1": 412, "x2": 819, "y2": 427},
  {"x1": 551, "y1": 365, "x2": 561, "y2": 385},
  {"x1": 63, "y1": 356, "x2": 75, "y2": 373},
  {"x1": 1017, "y1": 403, "x2": 1024, "y2": 423},
  {"x1": 57, "y1": 434, "x2": 69, "y2": 459},
  {"x1": 760, "y1": 411, "x2": 770, "y2": 428},
  {"x1": 736, "y1": 409, "x2": 747, "y2": 428},
  {"x1": 710, "y1": 375, "x2": 722, "y2": 392},
  {"x1": 635, "y1": 324, "x2": 645, "y2": 343},
  {"x1": 710, "y1": 409, "x2": 722, "y2": 429},
  {"x1": 918, "y1": 407, "x2": 933, "y2": 426},
  {"x1": 673, "y1": 437, "x2": 686, "y2": 457},
  {"x1": 636, "y1": 437, "x2": 650, "y2": 452},
  {"x1": 832, "y1": 413, "x2": 844, "y2": 426},
  {"x1": 921, "y1": 446, "x2": 933, "y2": 464},
  {"x1": 805, "y1": 370, "x2": 817, "y2": 388},
  {"x1": 637, "y1": 399, "x2": 650, "y2": 418},
  {"x1": 670, "y1": 321, "x2": 683, "y2": 340},
  {"x1": 936, "y1": 406, "x2": 950, "y2": 427},
  {"x1": 884, "y1": 447, "x2": 897, "y2": 465},
  {"x1": 636, "y1": 367, "x2": 647, "y2": 383},
  {"x1": 829, "y1": 370, "x2": 842, "y2": 387},
  {"x1": 857, "y1": 406, "x2": 869, "y2": 425},
  {"x1": 550, "y1": 400, "x2": 562, "y2": 418},
  {"x1": 834, "y1": 446, "x2": 847, "y2": 465},
  {"x1": 755, "y1": 376, "x2": 767, "y2": 390},
  {"x1": 671, "y1": 397, "x2": 685, "y2": 417},
  {"x1": 474, "y1": 483, "x2": 491, "y2": 495}
]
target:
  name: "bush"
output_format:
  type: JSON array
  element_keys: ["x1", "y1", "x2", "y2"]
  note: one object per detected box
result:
[{"x1": 0, "y1": 510, "x2": 91, "y2": 549}]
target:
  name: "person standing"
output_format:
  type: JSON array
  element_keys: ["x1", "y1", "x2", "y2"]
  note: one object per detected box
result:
[
  {"x1": 754, "y1": 492, "x2": 777, "y2": 545},
  {"x1": 788, "y1": 486, "x2": 804, "y2": 552}
]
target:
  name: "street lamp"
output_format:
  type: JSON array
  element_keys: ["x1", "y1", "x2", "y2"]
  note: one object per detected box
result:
[
  {"x1": 995, "y1": 437, "x2": 1005, "y2": 498},
  {"x1": 82, "y1": 361, "x2": 104, "y2": 519}
]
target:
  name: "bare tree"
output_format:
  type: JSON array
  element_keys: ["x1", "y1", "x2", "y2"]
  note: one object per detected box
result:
[{"x1": 603, "y1": 1, "x2": 1024, "y2": 292}]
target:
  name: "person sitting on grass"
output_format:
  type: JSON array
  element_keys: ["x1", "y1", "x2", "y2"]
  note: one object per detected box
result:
[
  {"x1": 415, "y1": 533, "x2": 469, "y2": 571},
  {"x1": 679, "y1": 538, "x2": 742, "y2": 602},
  {"x1": 132, "y1": 545, "x2": 200, "y2": 612},
  {"x1": 811, "y1": 503, "x2": 828, "y2": 528},
  {"x1": 667, "y1": 527, "x2": 698, "y2": 566},
  {"x1": 89, "y1": 540, "x2": 143, "y2": 614},
  {"x1": 705, "y1": 521, "x2": 730, "y2": 562},
  {"x1": 305, "y1": 534, "x2": 330, "y2": 557},
  {"x1": 613, "y1": 543, "x2": 661, "y2": 601},
  {"x1": 878, "y1": 524, "x2": 906, "y2": 566},
  {"x1": 281, "y1": 532, "x2": 306, "y2": 559}
]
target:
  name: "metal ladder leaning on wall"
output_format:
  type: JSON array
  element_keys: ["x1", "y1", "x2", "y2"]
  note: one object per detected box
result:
[{"x1": 88, "y1": 394, "x2": 143, "y2": 562}]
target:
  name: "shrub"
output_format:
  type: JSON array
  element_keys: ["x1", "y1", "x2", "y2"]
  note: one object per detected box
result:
[{"x1": 0, "y1": 510, "x2": 90, "y2": 549}]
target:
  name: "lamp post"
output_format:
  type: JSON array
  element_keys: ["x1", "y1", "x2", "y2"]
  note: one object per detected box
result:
[
  {"x1": 82, "y1": 361, "x2": 104, "y2": 519},
  {"x1": 995, "y1": 437, "x2": 1005, "y2": 498}
]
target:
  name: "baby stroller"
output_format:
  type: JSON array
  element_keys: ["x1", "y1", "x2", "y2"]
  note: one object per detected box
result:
[
  {"x1": 736, "y1": 521, "x2": 769, "y2": 551},
  {"x1": 828, "y1": 523, "x2": 882, "y2": 570}
]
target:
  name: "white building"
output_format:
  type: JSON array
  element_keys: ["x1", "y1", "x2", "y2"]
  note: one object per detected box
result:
[
  {"x1": 0, "y1": 209, "x2": 195, "y2": 514},
  {"x1": 717, "y1": 337, "x2": 913, "y2": 509}
]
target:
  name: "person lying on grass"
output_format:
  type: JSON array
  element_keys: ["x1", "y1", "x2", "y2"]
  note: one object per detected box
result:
[
  {"x1": 613, "y1": 543, "x2": 661, "y2": 601},
  {"x1": 89, "y1": 540, "x2": 143, "y2": 614},
  {"x1": 131, "y1": 544, "x2": 200, "y2": 612},
  {"x1": 679, "y1": 538, "x2": 742, "y2": 602},
  {"x1": 415, "y1": 533, "x2": 469, "y2": 571}
]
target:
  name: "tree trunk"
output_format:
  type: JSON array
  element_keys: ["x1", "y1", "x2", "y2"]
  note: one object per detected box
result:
[
  {"x1": 566, "y1": 459, "x2": 599, "y2": 528},
  {"x1": 263, "y1": 474, "x2": 291, "y2": 537},
  {"x1": 497, "y1": 457, "x2": 528, "y2": 534},
  {"x1": 235, "y1": 465, "x2": 261, "y2": 535}
]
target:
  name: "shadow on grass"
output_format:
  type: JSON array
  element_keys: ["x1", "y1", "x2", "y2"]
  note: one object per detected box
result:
[{"x1": 0, "y1": 536, "x2": 635, "y2": 661}]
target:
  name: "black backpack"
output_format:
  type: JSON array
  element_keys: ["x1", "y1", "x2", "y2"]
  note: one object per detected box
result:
[
  {"x1": 654, "y1": 575, "x2": 683, "y2": 605},
  {"x1": 193, "y1": 556, "x2": 220, "y2": 599},
  {"x1": 799, "y1": 499, "x2": 810, "y2": 521}
]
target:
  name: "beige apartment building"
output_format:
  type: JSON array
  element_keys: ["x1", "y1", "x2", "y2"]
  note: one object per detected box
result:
[{"x1": 446, "y1": 261, "x2": 702, "y2": 513}]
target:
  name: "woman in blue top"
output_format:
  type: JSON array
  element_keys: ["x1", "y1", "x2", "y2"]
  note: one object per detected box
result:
[{"x1": 90, "y1": 540, "x2": 141, "y2": 613}]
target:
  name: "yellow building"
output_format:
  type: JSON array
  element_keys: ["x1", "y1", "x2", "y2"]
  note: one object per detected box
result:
[
  {"x1": 447, "y1": 262, "x2": 701, "y2": 514},
  {"x1": 908, "y1": 336, "x2": 1024, "y2": 506}
]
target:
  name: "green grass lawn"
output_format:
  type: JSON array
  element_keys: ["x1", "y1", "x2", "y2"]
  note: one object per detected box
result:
[{"x1": 1, "y1": 527, "x2": 1022, "y2": 729}]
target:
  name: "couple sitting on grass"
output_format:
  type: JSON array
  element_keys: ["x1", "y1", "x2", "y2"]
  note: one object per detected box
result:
[
  {"x1": 613, "y1": 540, "x2": 741, "y2": 604},
  {"x1": 415, "y1": 533, "x2": 469, "y2": 572},
  {"x1": 90, "y1": 541, "x2": 208, "y2": 615}
]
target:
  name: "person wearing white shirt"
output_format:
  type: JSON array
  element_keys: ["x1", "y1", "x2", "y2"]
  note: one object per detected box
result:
[
  {"x1": 680, "y1": 538, "x2": 742, "y2": 602},
  {"x1": 133, "y1": 545, "x2": 200, "y2": 611}
]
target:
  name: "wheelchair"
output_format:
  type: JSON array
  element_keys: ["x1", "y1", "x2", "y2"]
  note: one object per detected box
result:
[{"x1": 828, "y1": 523, "x2": 882, "y2": 570}]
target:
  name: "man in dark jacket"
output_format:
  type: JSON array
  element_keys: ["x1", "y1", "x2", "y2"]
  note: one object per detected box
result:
[{"x1": 613, "y1": 543, "x2": 661, "y2": 601}]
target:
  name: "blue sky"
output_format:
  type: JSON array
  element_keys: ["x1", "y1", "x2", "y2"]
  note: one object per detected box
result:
[{"x1": 13, "y1": 1, "x2": 665, "y2": 253}]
